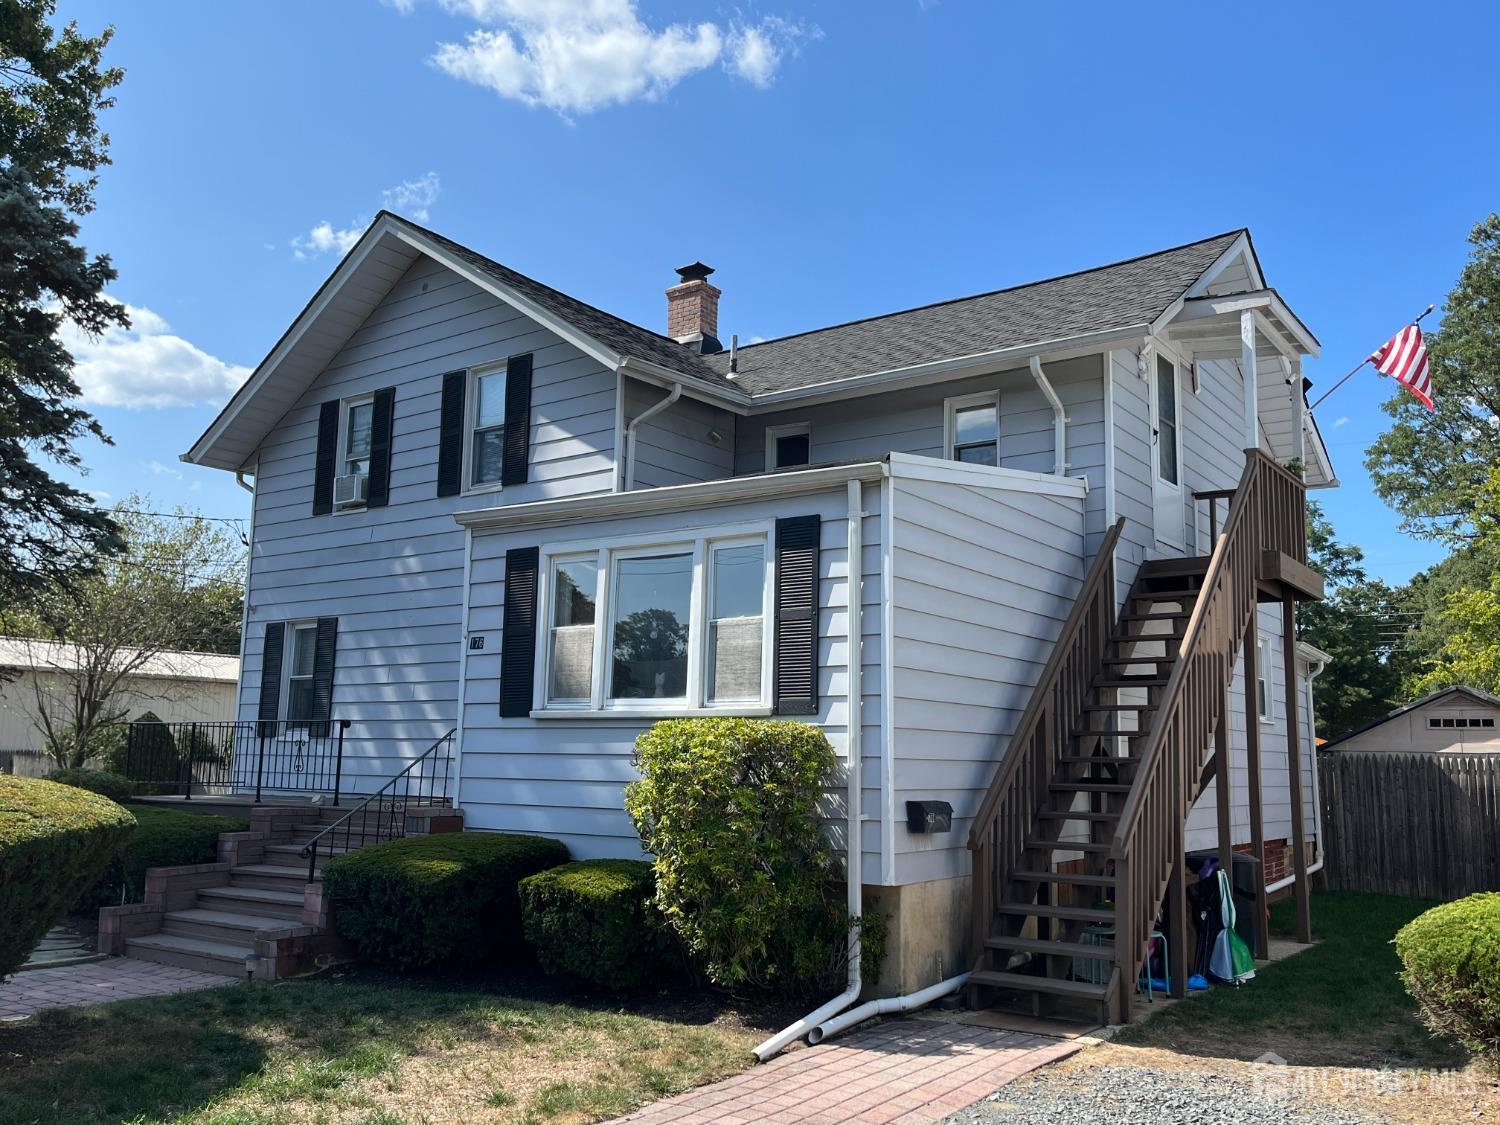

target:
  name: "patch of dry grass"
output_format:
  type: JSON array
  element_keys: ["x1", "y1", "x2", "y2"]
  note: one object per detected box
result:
[{"x1": 0, "y1": 975, "x2": 765, "y2": 1124}]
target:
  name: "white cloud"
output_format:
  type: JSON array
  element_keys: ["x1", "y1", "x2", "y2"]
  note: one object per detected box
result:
[
  {"x1": 59, "y1": 300, "x2": 251, "y2": 409},
  {"x1": 424, "y1": 1, "x2": 815, "y2": 115},
  {"x1": 147, "y1": 460, "x2": 184, "y2": 480},
  {"x1": 1332, "y1": 416, "x2": 1349, "y2": 429},
  {"x1": 292, "y1": 172, "x2": 443, "y2": 258},
  {"x1": 383, "y1": 171, "x2": 442, "y2": 221}
]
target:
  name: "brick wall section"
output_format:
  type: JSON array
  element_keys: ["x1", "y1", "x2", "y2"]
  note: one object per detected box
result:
[{"x1": 666, "y1": 278, "x2": 720, "y2": 340}]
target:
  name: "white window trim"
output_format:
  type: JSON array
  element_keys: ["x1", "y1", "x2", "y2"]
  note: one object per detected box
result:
[
  {"x1": 765, "y1": 422, "x2": 812, "y2": 472},
  {"x1": 463, "y1": 360, "x2": 509, "y2": 497},
  {"x1": 332, "y1": 392, "x2": 375, "y2": 514},
  {"x1": 943, "y1": 391, "x2": 1000, "y2": 464},
  {"x1": 282, "y1": 621, "x2": 320, "y2": 726},
  {"x1": 531, "y1": 522, "x2": 775, "y2": 718},
  {"x1": 1257, "y1": 633, "x2": 1275, "y2": 724}
]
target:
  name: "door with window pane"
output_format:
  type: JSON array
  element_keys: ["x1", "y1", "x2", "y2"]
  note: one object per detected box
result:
[{"x1": 1150, "y1": 352, "x2": 1185, "y2": 551}]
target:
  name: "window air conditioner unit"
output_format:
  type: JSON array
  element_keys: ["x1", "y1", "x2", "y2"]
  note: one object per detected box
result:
[{"x1": 334, "y1": 472, "x2": 368, "y2": 507}]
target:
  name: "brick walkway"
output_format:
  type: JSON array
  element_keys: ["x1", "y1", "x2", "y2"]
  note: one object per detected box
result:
[
  {"x1": 0, "y1": 957, "x2": 232, "y2": 1021},
  {"x1": 609, "y1": 1018, "x2": 1080, "y2": 1125}
]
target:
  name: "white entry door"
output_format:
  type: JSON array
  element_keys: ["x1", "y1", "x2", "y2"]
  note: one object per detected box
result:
[{"x1": 1150, "y1": 349, "x2": 1185, "y2": 552}]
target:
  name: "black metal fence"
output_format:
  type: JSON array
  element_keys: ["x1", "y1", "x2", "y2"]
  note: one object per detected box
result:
[{"x1": 114, "y1": 718, "x2": 351, "y2": 803}]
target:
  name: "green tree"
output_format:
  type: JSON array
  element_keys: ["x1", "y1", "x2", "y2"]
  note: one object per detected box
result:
[
  {"x1": 1298, "y1": 501, "x2": 1406, "y2": 738},
  {"x1": 0, "y1": 0, "x2": 126, "y2": 590},
  {"x1": 13, "y1": 497, "x2": 246, "y2": 768},
  {"x1": 1366, "y1": 214, "x2": 1500, "y2": 543},
  {"x1": 1405, "y1": 467, "x2": 1500, "y2": 696}
]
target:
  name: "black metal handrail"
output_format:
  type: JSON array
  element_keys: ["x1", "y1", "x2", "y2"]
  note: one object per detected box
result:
[{"x1": 298, "y1": 728, "x2": 456, "y2": 882}]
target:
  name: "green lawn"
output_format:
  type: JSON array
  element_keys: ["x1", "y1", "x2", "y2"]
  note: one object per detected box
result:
[
  {"x1": 0, "y1": 971, "x2": 765, "y2": 1125},
  {"x1": 1116, "y1": 890, "x2": 1465, "y2": 1068}
]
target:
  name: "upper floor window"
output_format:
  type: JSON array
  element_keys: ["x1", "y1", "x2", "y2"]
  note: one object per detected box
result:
[
  {"x1": 539, "y1": 532, "x2": 771, "y2": 713},
  {"x1": 946, "y1": 392, "x2": 999, "y2": 466},
  {"x1": 341, "y1": 396, "x2": 374, "y2": 479},
  {"x1": 469, "y1": 363, "x2": 507, "y2": 488},
  {"x1": 766, "y1": 423, "x2": 812, "y2": 471},
  {"x1": 1429, "y1": 716, "x2": 1496, "y2": 729}
]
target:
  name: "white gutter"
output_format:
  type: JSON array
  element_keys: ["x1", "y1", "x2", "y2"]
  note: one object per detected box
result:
[
  {"x1": 808, "y1": 971, "x2": 972, "y2": 1045},
  {"x1": 234, "y1": 471, "x2": 254, "y2": 493},
  {"x1": 622, "y1": 383, "x2": 681, "y2": 491},
  {"x1": 752, "y1": 477, "x2": 869, "y2": 1062},
  {"x1": 1265, "y1": 643, "x2": 1332, "y2": 894},
  {"x1": 1028, "y1": 355, "x2": 1069, "y2": 478}
]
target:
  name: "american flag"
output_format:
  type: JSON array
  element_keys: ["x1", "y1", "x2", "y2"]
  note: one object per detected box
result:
[{"x1": 1368, "y1": 324, "x2": 1433, "y2": 410}]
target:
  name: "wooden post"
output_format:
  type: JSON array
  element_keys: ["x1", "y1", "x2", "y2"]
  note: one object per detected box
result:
[
  {"x1": 1215, "y1": 681, "x2": 1234, "y2": 879},
  {"x1": 1243, "y1": 615, "x2": 1269, "y2": 957},
  {"x1": 1241, "y1": 309, "x2": 1259, "y2": 448},
  {"x1": 1283, "y1": 595, "x2": 1312, "y2": 943},
  {"x1": 1167, "y1": 822, "x2": 1189, "y2": 998}
]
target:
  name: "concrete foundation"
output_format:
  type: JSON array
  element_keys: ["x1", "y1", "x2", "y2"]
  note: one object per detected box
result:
[{"x1": 864, "y1": 875, "x2": 971, "y2": 998}]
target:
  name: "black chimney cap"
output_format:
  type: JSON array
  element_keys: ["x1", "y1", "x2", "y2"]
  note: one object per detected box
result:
[{"x1": 674, "y1": 261, "x2": 714, "y2": 283}]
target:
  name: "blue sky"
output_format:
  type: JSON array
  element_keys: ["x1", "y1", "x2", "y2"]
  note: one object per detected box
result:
[{"x1": 54, "y1": 0, "x2": 1499, "y2": 583}]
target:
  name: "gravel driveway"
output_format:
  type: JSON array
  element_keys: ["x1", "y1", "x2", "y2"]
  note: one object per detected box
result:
[{"x1": 942, "y1": 1062, "x2": 1386, "y2": 1124}]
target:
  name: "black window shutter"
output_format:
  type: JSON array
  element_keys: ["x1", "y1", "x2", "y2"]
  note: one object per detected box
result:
[
  {"x1": 365, "y1": 388, "x2": 396, "y2": 508},
  {"x1": 774, "y1": 515, "x2": 821, "y2": 715},
  {"x1": 312, "y1": 401, "x2": 340, "y2": 515},
  {"x1": 501, "y1": 546, "x2": 540, "y2": 718},
  {"x1": 309, "y1": 617, "x2": 338, "y2": 738},
  {"x1": 501, "y1": 353, "x2": 533, "y2": 487},
  {"x1": 437, "y1": 371, "x2": 466, "y2": 497},
  {"x1": 257, "y1": 621, "x2": 286, "y2": 736}
]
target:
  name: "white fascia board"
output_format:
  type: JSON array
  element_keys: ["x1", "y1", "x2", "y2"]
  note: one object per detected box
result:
[
  {"x1": 388, "y1": 227, "x2": 625, "y2": 374},
  {"x1": 886, "y1": 451, "x2": 1088, "y2": 499},
  {"x1": 1150, "y1": 231, "x2": 1256, "y2": 334},
  {"x1": 455, "y1": 461, "x2": 888, "y2": 532},
  {"x1": 742, "y1": 325, "x2": 1151, "y2": 412},
  {"x1": 616, "y1": 356, "x2": 750, "y2": 413},
  {"x1": 183, "y1": 217, "x2": 401, "y2": 468},
  {"x1": 1174, "y1": 291, "x2": 1320, "y2": 359}
]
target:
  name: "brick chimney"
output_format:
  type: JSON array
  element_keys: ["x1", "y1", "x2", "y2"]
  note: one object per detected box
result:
[{"x1": 666, "y1": 262, "x2": 722, "y2": 354}]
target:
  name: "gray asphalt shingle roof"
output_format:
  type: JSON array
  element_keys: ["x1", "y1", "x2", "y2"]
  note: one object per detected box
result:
[{"x1": 402, "y1": 213, "x2": 1243, "y2": 399}]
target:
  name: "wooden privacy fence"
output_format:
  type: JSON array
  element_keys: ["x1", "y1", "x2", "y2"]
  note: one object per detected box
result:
[{"x1": 1320, "y1": 751, "x2": 1500, "y2": 900}]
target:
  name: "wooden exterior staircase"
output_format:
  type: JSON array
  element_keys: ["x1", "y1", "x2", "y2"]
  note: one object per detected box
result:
[{"x1": 967, "y1": 450, "x2": 1318, "y2": 1023}]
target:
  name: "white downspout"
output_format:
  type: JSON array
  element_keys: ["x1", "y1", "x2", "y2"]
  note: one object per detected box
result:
[
  {"x1": 1265, "y1": 650, "x2": 1329, "y2": 893},
  {"x1": 623, "y1": 382, "x2": 681, "y2": 491},
  {"x1": 752, "y1": 478, "x2": 866, "y2": 1062},
  {"x1": 1028, "y1": 355, "x2": 1069, "y2": 478}
]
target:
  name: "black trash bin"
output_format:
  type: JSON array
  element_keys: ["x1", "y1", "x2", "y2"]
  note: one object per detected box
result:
[{"x1": 1185, "y1": 850, "x2": 1265, "y2": 958}]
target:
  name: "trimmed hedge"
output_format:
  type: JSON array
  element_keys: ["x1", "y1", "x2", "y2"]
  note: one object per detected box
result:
[
  {"x1": 1396, "y1": 893, "x2": 1500, "y2": 1069},
  {"x1": 78, "y1": 805, "x2": 248, "y2": 909},
  {"x1": 44, "y1": 768, "x2": 135, "y2": 806},
  {"x1": 0, "y1": 776, "x2": 136, "y2": 977},
  {"x1": 625, "y1": 717, "x2": 886, "y2": 995},
  {"x1": 323, "y1": 832, "x2": 569, "y2": 970},
  {"x1": 520, "y1": 859, "x2": 680, "y2": 989}
]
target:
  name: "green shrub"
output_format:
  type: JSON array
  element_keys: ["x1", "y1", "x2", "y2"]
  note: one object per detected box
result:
[
  {"x1": 625, "y1": 717, "x2": 885, "y2": 995},
  {"x1": 323, "y1": 832, "x2": 569, "y2": 970},
  {"x1": 78, "y1": 805, "x2": 248, "y2": 909},
  {"x1": 1396, "y1": 893, "x2": 1500, "y2": 1069},
  {"x1": 520, "y1": 859, "x2": 681, "y2": 989},
  {"x1": 44, "y1": 768, "x2": 134, "y2": 805},
  {"x1": 0, "y1": 776, "x2": 136, "y2": 977},
  {"x1": 105, "y1": 711, "x2": 178, "y2": 793}
]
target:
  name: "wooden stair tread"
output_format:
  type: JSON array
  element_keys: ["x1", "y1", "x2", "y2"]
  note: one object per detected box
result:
[
  {"x1": 1082, "y1": 702, "x2": 1158, "y2": 712},
  {"x1": 1057, "y1": 754, "x2": 1141, "y2": 765},
  {"x1": 996, "y1": 901, "x2": 1115, "y2": 922},
  {"x1": 985, "y1": 935, "x2": 1115, "y2": 959},
  {"x1": 1092, "y1": 677, "x2": 1169, "y2": 688},
  {"x1": 1049, "y1": 781, "x2": 1131, "y2": 793},
  {"x1": 1025, "y1": 839, "x2": 1111, "y2": 853},
  {"x1": 1036, "y1": 810, "x2": 1118, "y2": 822},
  {"x1": 970, "y1": 970, "x2": 1109, "y2": 999},
  {"x1": 1119, "y1": 610, "x2": 1192, "y2": 621},
  {"x1": 1012, "y1": 870, "x2": 1115, "y2": 887}
]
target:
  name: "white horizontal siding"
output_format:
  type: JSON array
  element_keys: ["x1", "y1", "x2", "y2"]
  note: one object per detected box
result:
[
  {"x1": 623, "y1": 376, "x2": 736, "y2": 488},
  {"x1": 458, "y1": 485, "x2": 885, "y2": 871},
  {"x1": 887, "y1": 472, "x2": 1088, "y2": 885},
  {"x1": 238, "y1": 253, "x2": 618, "y2": 789}
]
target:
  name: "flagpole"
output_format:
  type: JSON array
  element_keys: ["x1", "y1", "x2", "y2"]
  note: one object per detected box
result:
[{"x1": 1308, "y1": 304, "x2": 1436, "y2": 411}]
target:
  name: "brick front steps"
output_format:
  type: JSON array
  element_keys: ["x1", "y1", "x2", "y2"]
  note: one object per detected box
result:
[{"x1": 99, "y1": 803, "x2": 462, "y2": 980}]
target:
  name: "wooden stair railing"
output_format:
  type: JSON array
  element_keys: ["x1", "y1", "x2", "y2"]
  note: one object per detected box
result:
[
  {"x1": 967, "y1": 517, "x2": 1126, "y2": 990},
  {"x1": 1107, "y1": 449, "x2": 1307, "y2": 1021}
]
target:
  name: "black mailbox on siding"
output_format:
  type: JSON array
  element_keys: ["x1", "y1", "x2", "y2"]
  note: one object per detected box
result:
[{"x1": 906, "y1": 800, "x2": 953, "y2": 834}]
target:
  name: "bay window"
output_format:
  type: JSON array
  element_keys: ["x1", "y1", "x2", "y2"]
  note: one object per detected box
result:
[{"x1": 537, "y1": 531, "x2": 772, "y2": 714}]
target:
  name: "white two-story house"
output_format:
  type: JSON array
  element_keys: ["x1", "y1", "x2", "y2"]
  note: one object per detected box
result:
[{"x1": 184, "y1": 214, "x2": 1335, "y2": 1020}]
